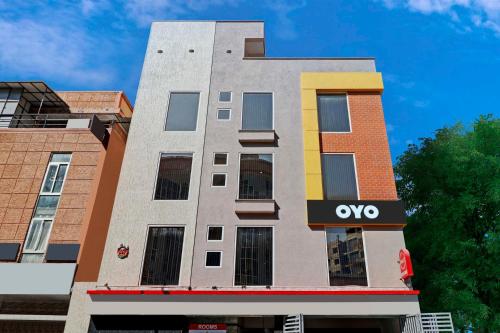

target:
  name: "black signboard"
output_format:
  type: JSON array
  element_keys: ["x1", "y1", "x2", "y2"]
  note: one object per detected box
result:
[{"x1": 307, "y1": 200, "x2": 406, "y2": 225}]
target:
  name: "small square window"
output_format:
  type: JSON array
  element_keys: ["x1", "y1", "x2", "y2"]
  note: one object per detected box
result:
[
  {"x1": 217, "y1": 109, "x2": 231, "y2": 120},
  {"x1": 206, "y1": 251, "x2": 222, "y2": 267},
  {"x1": 212, "y1": 173, "x2": 227, "y2": 187},
  {"x1": 213, "y1": 153, "x2": 228, "y2": 166},
  {"x1": 207, "y1": 226, "x2": 223, "y2": 241},
  {"x1": 219, "y1": 91, "x2": 232, "y2": 102}
]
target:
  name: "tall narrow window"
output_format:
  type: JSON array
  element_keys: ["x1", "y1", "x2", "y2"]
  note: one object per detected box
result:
[
  {"x1": 321, "y1": 154, "x2": 358, "y2": 200},
  {"x1": 242, "y1": 93, "x2": 273, "y2": 130},
  {"x1": 326, "y1": 227, "x2": 367, "y2": 286},
  {"x1": 317, "y1": 94, "x2": 350, "y2": 132},
  {"x1": 235, "y1": 227, "x2": 273, "y2": 286},
  {"x1": 239, "y1": 154, "x2": 272, "y2": 199},
  {"x1": 141, "y1": 227, "x2": 184, "y2": 285},
  {"x1": 154, "y1": 153, "x2": 193, "y2": 200},
  {"x1": 22, "y1": 153, "x2": 71, "y2": 263},
  {"x1": 165, "y1": 92, "x2": 200, "y2": 131}
]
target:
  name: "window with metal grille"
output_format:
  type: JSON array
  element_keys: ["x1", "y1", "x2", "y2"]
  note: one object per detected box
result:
[
  {"x1": 321, "y1": 154, "x2": 358, "y2": 200},
  {"x1": 239, "y1": 154, "x2": 272, "y2": 199},
  {"x1": 242, "y1": 92, "x2": 273, "y2": 130},
  {"x1": 141, "y1": 227, "x2": 184, "y2": 285},
  {"x1": 165, "y1": 92, "x2": 200, "y2": 131},
  {"x1": 326, "y1": 227, "x2": 367, "y2": 286},
  {"x1": 235, "y1": 227, "x2": 273, "y2": 286},
  {"x1": 154, "y1": 153, "x2": 193, "y2": 200},
  {"x1": 317, "y1": 94, "x2": 350, "y2": 132}
]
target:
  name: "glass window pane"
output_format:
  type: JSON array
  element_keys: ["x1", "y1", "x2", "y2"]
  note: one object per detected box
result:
[
  {"x1": 317, "y1": 94, "x2": 350, "y2": 132},
  {"x1": 212, "y1": 174, "x2": 226, "y2": 187},
  {"x1": 326, "y1": 227, "x2": 367, "y2": 286},
  {"x1": 321, "y1": 154, "x2": 358, "y2": 200},
  {"x1": 141, "y1": 227, "x2": 184, "y2": 285},
  {"x1": 235, "y1": 227, "x2": 273, "y2": 286},
  {"x1": 239, "y1": 154, "x2": 272, "y2": 199},
  {"x1": 154, "y1": 154, "x2": 193, "y2": 200},
  {"x1": 34, "y1": 195, "x2": 59, "y2": 218},
  {"x1": 242, "y1": 93, "x2": 273, "y2": 130},
  {"x1": 25, "y1": 220, "x2": 42, "y2": 251},
  {"x1": 219, "y1": 91, "x2": 231, "y2": 102},
  {"x1": 51, "y1": 153, "x2": 71, "y2": 163},
  {"x1": 42, "y1": 165, "x2": 58, "y2": 192},
  {"x1": 205, "y1": 251, "x2": 222, "y2": 267},
  {"x1": 213, "y1": 153, "x2": 227, "y2": 165},
  {"x1": 52, "y1": 164, "x2": 68, "y2": 193},
  {"x1": 35, "y1": 220, "x2": 52, "y2": 251},
  {"x1": 2, "y1": 101, "x2": 18, "y2": 115},
  {"x1": 217, "y1": 109, "x2": 230, "y2": 120},
  {"x1": 207, "y1": 226, "x2": 223, "y2": 241},
  {"x1": 165, "y1": 92, "x2": 200, "y2": 131}
]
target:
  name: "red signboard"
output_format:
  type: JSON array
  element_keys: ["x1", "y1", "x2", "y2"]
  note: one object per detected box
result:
[
  {"x1": 189, "y1": 324, "x2": 227, "y2": 331},
  {"x1": 399, "y1": 249, "x2": 414, "y2": 280}
]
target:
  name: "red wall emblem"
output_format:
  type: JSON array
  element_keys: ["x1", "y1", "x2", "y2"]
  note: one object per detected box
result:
[
  {"x1": 399, "y1": 249, "x2": 414, "y2": 280},
  {"x1": 117, "y1": 244, "x2": 129, "y2": 259}
]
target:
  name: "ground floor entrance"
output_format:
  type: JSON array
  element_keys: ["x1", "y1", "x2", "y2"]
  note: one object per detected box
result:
[{"x1": 87, "y1": 315, "x2": 401, "y2": 333}]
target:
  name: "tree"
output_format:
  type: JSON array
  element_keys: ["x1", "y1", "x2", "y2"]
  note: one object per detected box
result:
[{"x1": 395, "y1": 115, "x2": 499, "y2": 332}]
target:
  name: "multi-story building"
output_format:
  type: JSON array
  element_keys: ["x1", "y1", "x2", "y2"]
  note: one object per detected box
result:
[
  {"x1": 0, "y1": 82, "x2": 132, "y2": 332},
  {"x1": 66, "y1": 21, "x2": 420, "y2": 333}
]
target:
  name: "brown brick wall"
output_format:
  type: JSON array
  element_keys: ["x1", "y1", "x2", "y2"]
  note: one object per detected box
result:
[
  {"x1": 0, "y1": 129, "x2": 104, "y2": 246},
  {"x1": 320, "y1": 93, "x2": 397, "y2": 200}
]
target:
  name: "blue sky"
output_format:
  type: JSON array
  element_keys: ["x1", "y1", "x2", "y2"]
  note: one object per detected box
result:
[{"x1": 1, "y1": 0, "x2": 499, "y2": 160}]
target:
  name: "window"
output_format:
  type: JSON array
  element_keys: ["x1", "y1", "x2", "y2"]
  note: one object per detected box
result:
[
  {"x1": 219, "y1": 91, "x2": 232, "y2": 102},
  {"x1": 242, "y1": 93, "x2": 273, "y2": 130},
  {"x1": 22, "y1": 153, "x2": 71, "y2": 262},
  {"x1": 235, "y1": 227, "x2": 273, "y2": 286},
  {"x1": 239, "y1": 154, "x2": 273, "y2": 200},
  {"x1": 321, "y1": 154, "x2": 358, "y2": 200},
  {"x1": 213, "y1": 153, "x2": 228, "y2": 166},
  {"x1": 207, "y1": 226, "x2": 223, "y2": 241},
  {"x1": 326, "y1": 227, "x2": 367, "y2": 286},
  {"x1": 0, "y1": 88, "x2": 21, "y2": 128},
  {"x1": 317, "y1": 94, "x2": 350, "y2": 132},
  {"x1": 165, "y1": 92, "x2": 200, "y2": 131},
  {"x1": 212, "y1": 173, "x2": 227, "y2": 187},
  {"x1": 154, "y1": 153, "x2": 193, "y2": 200},
  {"x1": 217, "y1": 109, "x2": 231, "y2": 120},
  {"x1": 206, "y1": 251, "x2": 222, "y2": 267},
  {"x1": 141, "y1": 227, "x2": 184, "y2": 285}
]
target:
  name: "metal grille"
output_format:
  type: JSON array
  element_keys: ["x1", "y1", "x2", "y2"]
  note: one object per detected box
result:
[
  {"x1": 321, "y1": 154, "x2": 358, "y2": 200},
  {"x1": 154, "y1": 154, "x2": 193, "y2": 200},
  {"x1": 235, "y1": 227, "x2": 273, "y2": 286},
  {"x1": 283, "y1": 315, "x2": 304, "y2": 333},
  {"x1": 239, "y1": 154, "x2": 273, "y2": 199},
  {"x1": 141, "y1": 227, "x2": 184, "y2": 285},
  {"x1": 400, "y1": 313, "x2": 454, "y2": 333},
  {"x1": 326, "y1": 227, "x2": 367, "y2": 286},
  {"x1": 317, "y1": 94, "x2": 350, "y2": 132},
  {"x1": 242, "y1": 92, "x2": 273, "y2": 130}
]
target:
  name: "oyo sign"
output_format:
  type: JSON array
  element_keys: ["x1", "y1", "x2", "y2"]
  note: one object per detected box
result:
[
  {"x1": 189, "y1": 324, "x2": 227, "y2": 333},
  {"x1": 399, "y1": 249, "x2": 414, "y2": 280},
  {"x1": 307, "y1": 200, "x2": 406, "y2": 226}
]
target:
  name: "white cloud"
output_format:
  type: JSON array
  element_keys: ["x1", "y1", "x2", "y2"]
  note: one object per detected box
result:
[
  {"x1": 266, "y1": 0, "x2": 306, "y2": 40},
  {"x1": 386, "y1": 123, "x2": 395, "y2": 132},
  {"x1": 376, "y1": 0, "x2": 500, "y2": 35},
  {"x1": 413, "y1": 100, "x2": 430, "y2": 108}
]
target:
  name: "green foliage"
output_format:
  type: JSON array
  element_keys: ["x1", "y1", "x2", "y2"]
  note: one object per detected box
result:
[{"x1": 395, "y1": 115, "x2": 500, "y2": 332}]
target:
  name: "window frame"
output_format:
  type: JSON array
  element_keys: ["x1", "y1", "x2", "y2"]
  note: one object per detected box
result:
[
  {"x1": 216, "y1": 108, "x2": 231, "y2": 121},
  {"x1": 138, "y1": 225, "x2": 186, "y2": 286},
  {"x1": 211, "y1": 173, "x2": 227, "y2": 188},
  {"x1": 153, "y1": 152, "x2": 194, "y2": 201},
  {"x1": 213, "y1": 152, "x2": 228, "y2": 166},
  {"x1": 240, "y1": 91, "x2": 275, "y2": 131},
  {"x1": 237, "y1": 153, "x2": 274, "y2": 200},
  {"x1": 205, "y1": 250, "x2": 223, "y2": 268},
  {"x1": 218, "y1": 91, "x2": 232, "y2": 103},
  {"x1": 207, "y1": 225, "x2": 224, "y2": 242},
  {"x1": 323, "y1": 227, "x2": 370, "y2": 287},
  {"x1": 233, "y1": 226, "x2": 275, "y2": 287},
  {"x1": 320, "y1": 152, "x2": 360, "y2": 200},
  {"x1": 317, "y1": 93, "x2": 352, "y2": 134},
  {"x1": 163, "y1": 91, "x2": 201, "y2": 132},
  {"x1": 40, "y1": 157, "x2": 71, "y2": 196},
  {"x1": 22, "y1": 218, "x2": 54, "y2": 254}
]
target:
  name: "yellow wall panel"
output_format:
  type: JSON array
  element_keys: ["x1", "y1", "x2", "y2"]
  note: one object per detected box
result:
[
  {"x1": 303, "y1": 131, "x2": 320, "y2": 151},
  {"x1": 301, "y1": 72, "x2": 384, "y2": 91},
  {"x1": 302, "y1": 109, "x2": 319, "y2": 131},
  {"x1": 301, "y1": 89, "x2": 317, "y2": 109},
  {"x1": 305, "y1": 174, "x2": 323, "y2": 200},
  {"x1": 304, "y1": 151, "x2": 321, "y2": 174}
]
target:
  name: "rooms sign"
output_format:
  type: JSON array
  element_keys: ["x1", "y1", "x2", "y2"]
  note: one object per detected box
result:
[{"x1": 307, "y1": 200, "x2": 406, "y2": 226}]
